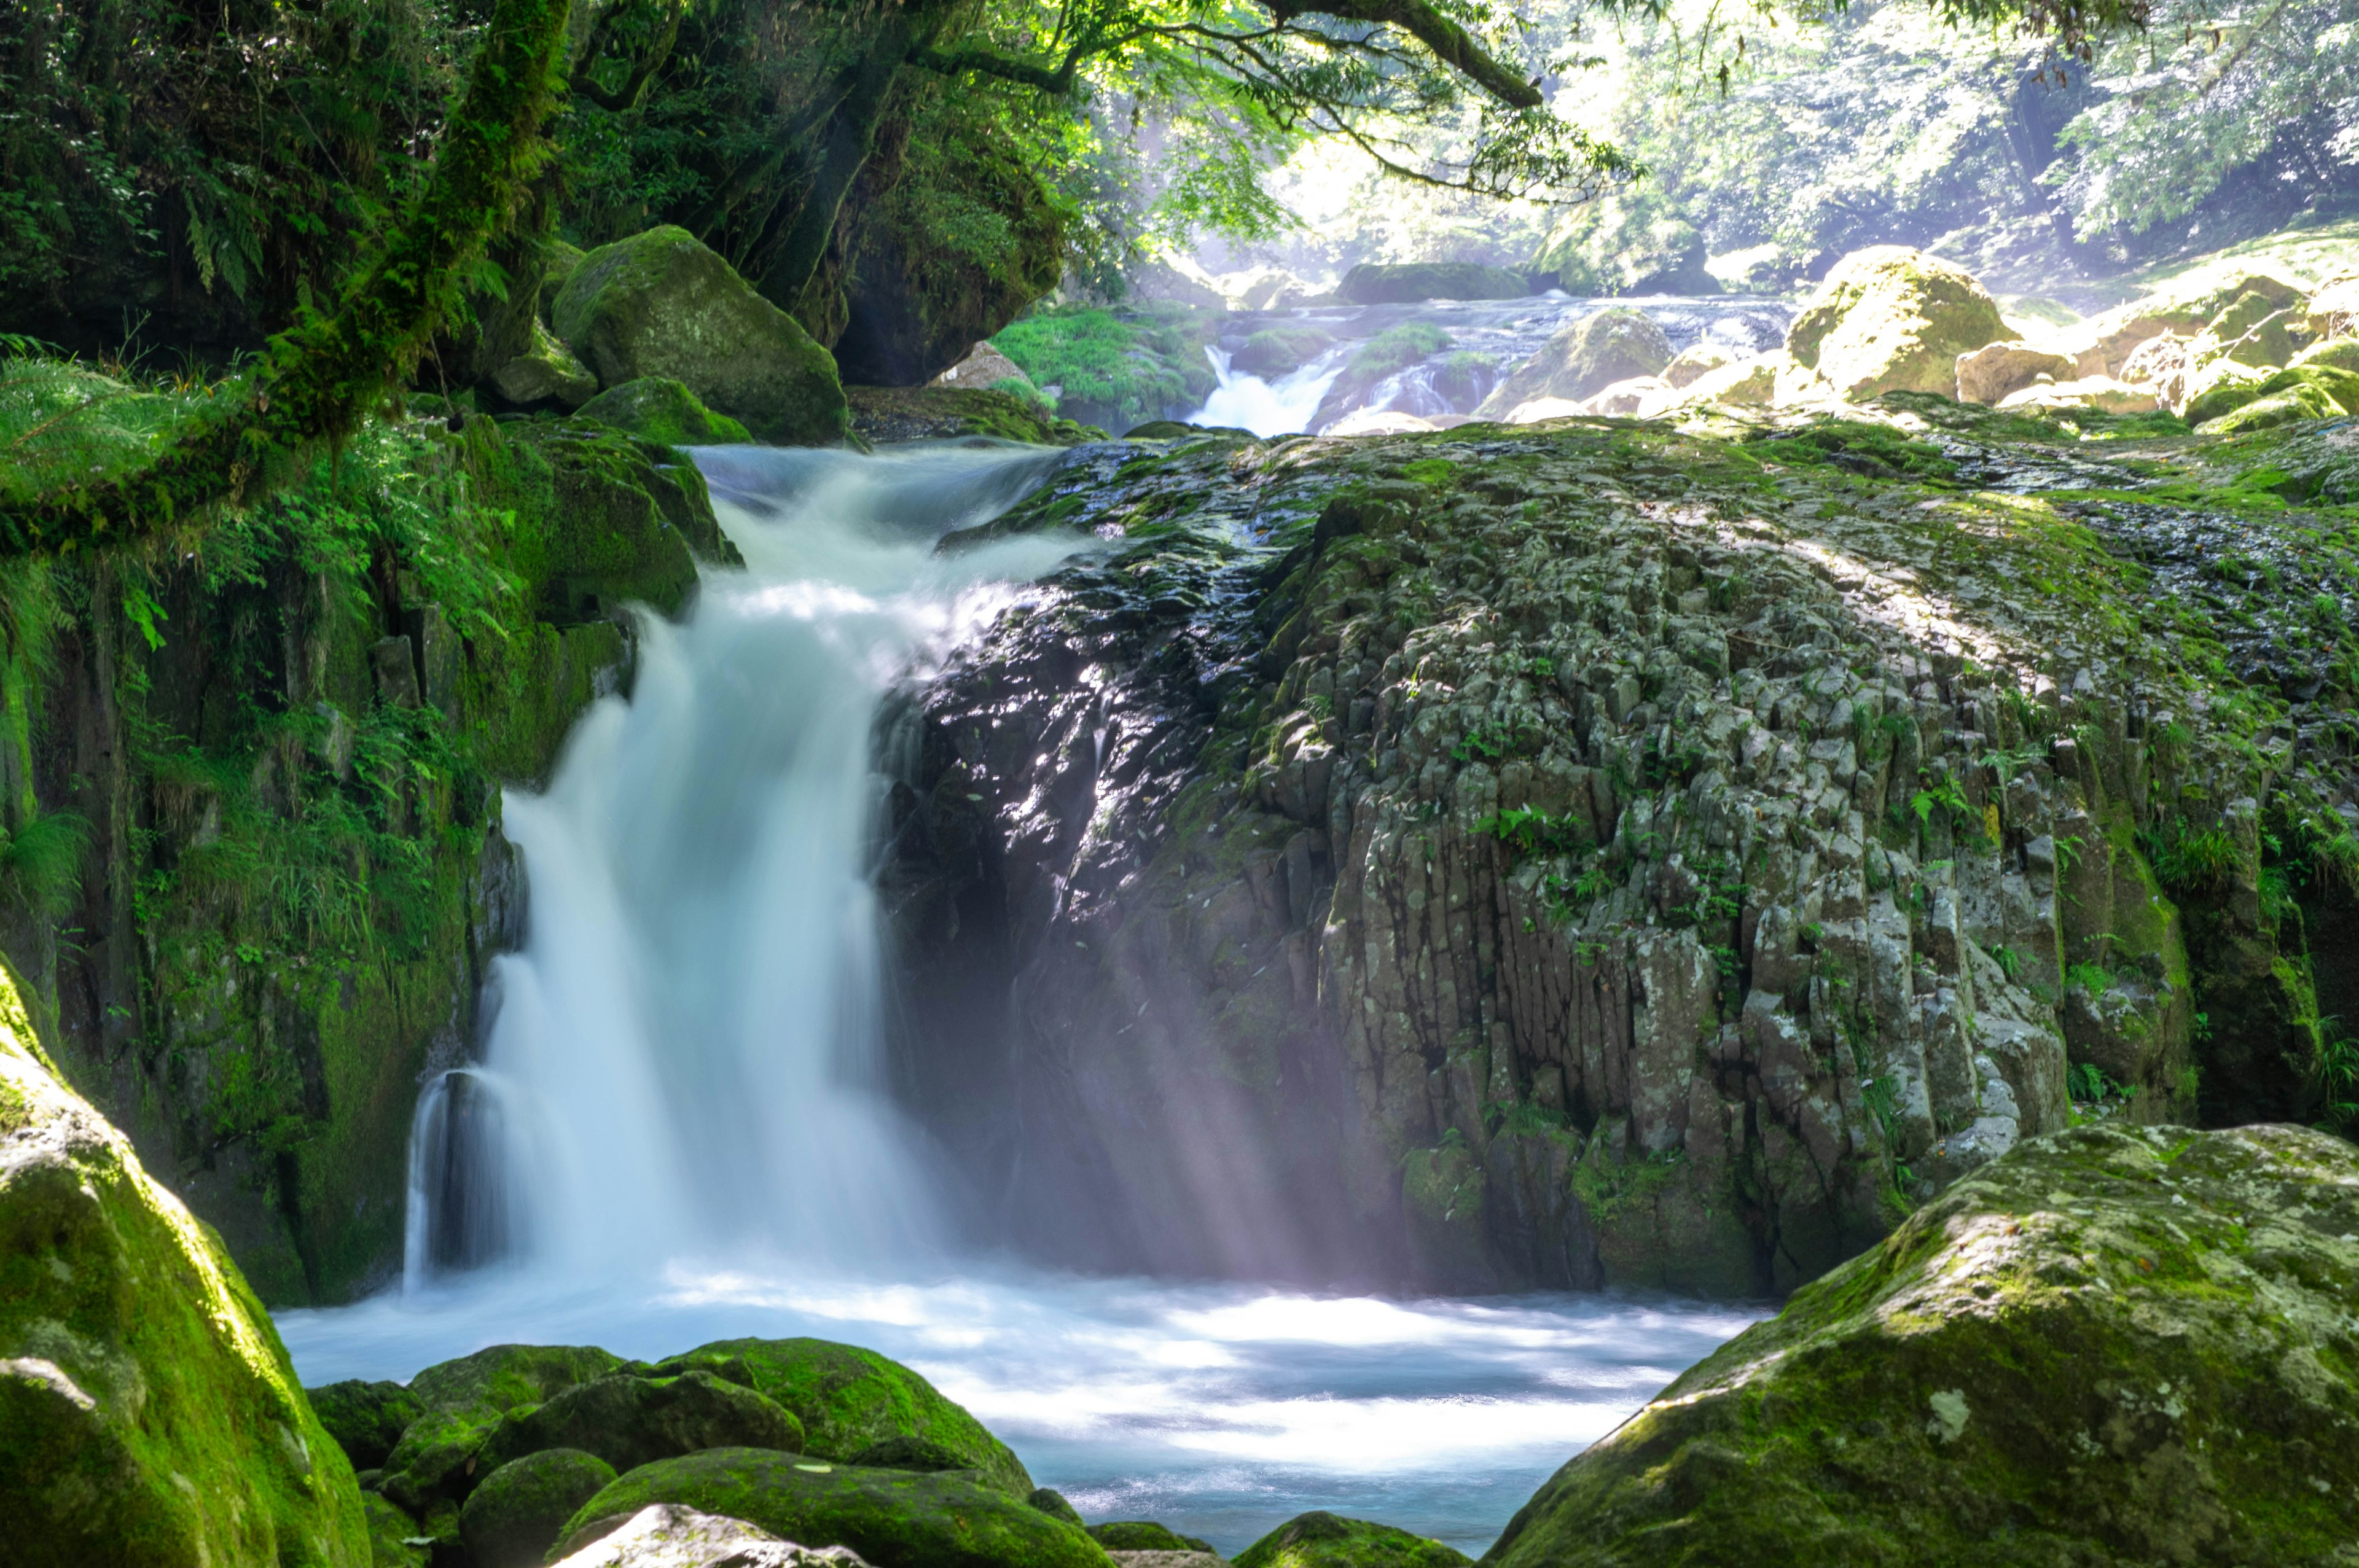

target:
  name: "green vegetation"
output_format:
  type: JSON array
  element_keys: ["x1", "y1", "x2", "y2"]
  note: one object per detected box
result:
[
  {"x1": 991, "y1": 305, "x2": 1219, "y2": 427},
  {"x1": 1236, "y1": 1513, "x2": 1472, "y2": 1568}
]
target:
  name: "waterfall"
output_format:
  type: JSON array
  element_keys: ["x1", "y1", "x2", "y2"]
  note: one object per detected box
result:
[
  {"x1": 404, "y1": 439, "x2": 1077, "y2": 1285},
  {"x1": 1188, "y1": 345, "x2": 1347, "y2": 437}
]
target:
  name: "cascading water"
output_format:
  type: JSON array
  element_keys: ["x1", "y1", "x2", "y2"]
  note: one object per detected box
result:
[{"x1": 284, "y1": 437, "x2": 1762, "y2": 1552}]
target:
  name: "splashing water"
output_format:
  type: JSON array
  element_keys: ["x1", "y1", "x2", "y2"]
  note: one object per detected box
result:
[
  {"x1": 291, "y1": 438, "x2": 1761, "y2": 1553},
  {"x1": 1189, "y1": 345, "x2": 1348, "y2": 437}
]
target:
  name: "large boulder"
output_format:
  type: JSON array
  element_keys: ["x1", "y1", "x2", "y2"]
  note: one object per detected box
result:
[
  {"x1": 1954, "y1": 341, "x2": 2073, "y2": 406},
  {"x1": 0, "y1": 964, "x2": 370, "y2": 1567},
  {"x1": 552, "y1": 226, "x2": 849, "y2": 445},
  {"x1": 1236, "y1": 1513, "x2": 1469, "y2": 1568},
  {"x1": 575, "y1": 378, "x2": 753, "y2": 447},
  {"x1": 552, "y1": 1503, "x2": 869, "y2": 1567},
  {"x1": 310, "y1": 1377, "x2": 425, "y2": 1472},
  {"x1": 1475, "y1": 308, "x2": 1673, "y2": 416},
  {"x1": 378, "y1": 1343, "x2": 628, "y2": 1517},
  {"x1": 461, "y1": 1448, "x2": 619, "y2": 1568},
  {"x1": 1482, "y1": 1123, "x2": 2359, "y2": 1567},
  {"x1": 1338, "y1": 263, "x2": 1532, "y2": 304},
  {"x1": 479, "y1": 1370, "x2": 807, "y2": 1475},
  {"x1": 1785, "y1": 246, "x2": 2007, "y2": 400},
  {"x1": 648, "y1": 1338, "x2": 1033, "y2": 1497},
  {"x1": 554, "y1": 1449, "x2": 1103, "y2": 1568}
]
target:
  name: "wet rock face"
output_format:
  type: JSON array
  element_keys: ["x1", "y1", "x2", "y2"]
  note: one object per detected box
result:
[
  {"x1": 886, "y1": 405, "x2": 2359, "y2": 1297},
  {"x1": 1482, "y1": 1123, "x2": 2359, "y2": 1567}
]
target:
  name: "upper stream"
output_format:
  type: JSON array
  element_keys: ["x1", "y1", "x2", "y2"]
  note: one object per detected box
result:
[{"x1": 279, "y1": 439, "x2": 1761, "y2": 1554}]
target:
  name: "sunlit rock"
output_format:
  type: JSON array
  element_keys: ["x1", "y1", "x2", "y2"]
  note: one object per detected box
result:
[
  {"x1": 552, "y1": 225, "x2": 850, "y2": 446},
  {"x1": 929, "y1": 343, "x2": 1034, "y2": 394},
  {"x1": 1328, "y1": 408, "x2": 1440, "y2": 436},
  {"x1": 1783, "y1": 246, "x2": 2006, "y2": 400},
  {"x1": 1995, "y1": 375, "x2": 2159, "y2": 416},
  {"x1": 1476, "y1": 306, "x2": 1673, "y2": 415},
  {"x1": 0, "y1": 963, "x2": 371, "y2": 1566},
  {"x1": 1579, "y1": 375, "x2": 1672, "y2": 416},
  {"x1": 2305, "y1": 272, "x2": 2359, "y2": 339},
  {"x1": 1482, "y1": 1124, "x2": 2359, "y2": 1567},
  {"x1": 1954, "y1": 340, "x2": 2073, "y2": 405},
  {"x1": 550, "y1": 1502, "x2": 870, "y2": 1568},
  {"x1": 1661, "y1": 342, "x2": 1736, "y2": 388}
]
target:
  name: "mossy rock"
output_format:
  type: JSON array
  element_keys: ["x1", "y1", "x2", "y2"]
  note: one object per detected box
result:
[
  {"x1": 1030, "y1": 1489, "x2": 1087, "y2": 1527},
  {"x1": 647, "y1": 1337, "x2": 1033, "y2": 1497},
  {"x1": 1783, "y1": 245, "x2": 2008, "y2": 400},
  {"x1": 554, "y1": 1448, "x2": 1102, "y2": 1568},
  {"x1": 1092, "y1": 1521, "x2": 1218, "y2": 1553},
  {"x1": 848, "y1": 1433, "x2": 974, "y2": 1473},
  {"x1": 479, "y1": 1370, "x2": 805, "y2": 1475},
  {"x1": 1474, "y1": 308, "x2": 1671, "y2": 416},
  {"x1": 1236, "y1": 1513, "x2": 1468, "y2": 1568},
  {"x1": 844, "y1": 384, "x2": 1097, "y2": 446},
  {"x1": 361, "y1": 1492, "x2": 429, "y2": 1568},
  {"x1": 458, "y1": 1448, "x2": 616, "y2": 1568},
  {"x1": 310, "y1": 1378, "x2": 426, "y2": 1470},
  {"x1": 552, "y1": 225, "x2": 849, "y2": 446},
  {"x1": 2254, "y1": 362, "x2": 2359, "y2": 415},
  {"x1": 0, "y1": 964, "x2": 371, "y2": 1566},
  {"x1": 2292, "y1": 337, "x2": 2359, "y2": 373},
  {"x1": 1482, "y1": 1124, "x2": 2359, "y2": 1567},
  {"x1": 489, "y1": 318, "x2": 598, "y2": 410},
  {"x1": 575, "y1": 377, "x2": 752, "y2": 446},
  {"x1": 377, "y1": 1344, "x2": 626, "y2": 1516},
  {"x1": 503, "y1": 421, "x2": 743, "y2": 624},
  {"x1": 1232, "y1": 326, "x2": 1335, "y2": 378},
  {"x1": 1337, "y1": 263, "x2": 1532, "y2": 304},
  {"x1": 2197, "y1": 386, "x2": 2342, "y2": 435}
]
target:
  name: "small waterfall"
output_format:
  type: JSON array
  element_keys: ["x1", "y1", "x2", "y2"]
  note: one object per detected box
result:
[
  {"x1": 1187, "y1": 345, "x2": 1347, "y2": 437},
  {"x1": 402, "y1": 439, "x2": 1078, "y2": 1282}
]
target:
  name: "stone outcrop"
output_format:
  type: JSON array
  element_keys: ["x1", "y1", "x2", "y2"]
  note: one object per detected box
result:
[
  {"x1": 1482, "y1": 1123, "x2": 2359, "y2": 1566},
  {"x1": 884, "y1": 396, "x2": 2359, "y2": 1297},
  {"x1": 554, "y1": 227, "x2": 850, "y2": 446},
  {"x1": 0, "y1": 962, "x2": 370, "y2": 1566},
  {"x1": 1785, "y1": 246, "x2": 2007, "y2": 400},
  {"x1": 1475, "y1": 309, "x2": 1673, "y2": 417}
]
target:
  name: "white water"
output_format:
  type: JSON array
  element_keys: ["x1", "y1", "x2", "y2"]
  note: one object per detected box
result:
[
  {"x1": 1191, "y1": 345, "x2": 1348, "y2": 437},
  {"x1": 285, "y1": 439, "x2": 1760, "y2": 1553}
]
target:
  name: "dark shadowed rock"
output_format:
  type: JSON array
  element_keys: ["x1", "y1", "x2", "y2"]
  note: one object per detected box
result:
[
  {"x1": 480, "y1": 1369, "x2": 805, "y2": 1475},
  {"x1": 460, "y1": 1448, "x2": 617, "y2": 1568},
  {"x1": 308, "y1": 1378, "x2": 425, "y2": 1471}
]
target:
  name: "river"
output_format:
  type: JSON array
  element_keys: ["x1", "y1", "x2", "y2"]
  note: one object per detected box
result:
[{"x1": 276, "y1": 439, "x2": 1761, "y2": 1556}]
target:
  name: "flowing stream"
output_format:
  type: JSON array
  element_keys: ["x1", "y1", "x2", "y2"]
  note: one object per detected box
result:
[{"x1": 280, "y1": 439, "x2": 1761, "y2": 1554}]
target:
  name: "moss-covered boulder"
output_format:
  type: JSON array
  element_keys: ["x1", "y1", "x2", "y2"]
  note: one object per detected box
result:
[
  {"x1": 310, "y1": 1377, "x2": 426, "y2": 1471},
  {"x1": 1484, "y1": 1123, "x2": 2359, "y2": 1567},
  {"x1": 1236, "y1": 1513, "x2": 1468, "y2": 1568},
  {"x1": 1339, "y1": 263, "x2": 1532, "y2": 304},
  {"x1": 554, "y1": 1448, "x2": 1103, "y2": 1568},
  {"x1": 503, "y1": 421, "x2": 742, "y2": 623},
  {"x1": 378, "y1": 1344, "x2": 626, "y2": 1517},
  {"x1": 1030, "y1": 1489, "x2": 1087, "y2": 1527},
  {"x1": 1474, "y1": 308, "x2": 1673, "y2": 416},
  {"x1": 0, "y1": 965, "x2": 370, "y2": 1566},
  {"x1": 1785, "y1": 246, "x2": 2007, "y2": 400},
  {"x1": 649, "y1": 1338, "x2": 1032, "y2": 1497},
  {"x1": 480, "y1": 1369, "x2": 805, "y2": 1476},
  {"x1": 1232, "y1": 326, "x2": 1337, "y2": 378},
  {"x1": 552, "y1": 226, "x2": 849, "y2": 446},
  {"x1": 459, "y1": 1447, "x2": 617, "y2": 1568},
  {"x1": 1092, "y1": 1522, "x2": 1218, "y2": 1553},
  {"x1": 362, "y1": 1492, "x2": 429, "y2": 1568},
  {"x1": 491, "y1": 318, "x2": 600, "y2": 409},
  {"x1": 576, "y1": 377, "x2": 753, "y2": 447}
]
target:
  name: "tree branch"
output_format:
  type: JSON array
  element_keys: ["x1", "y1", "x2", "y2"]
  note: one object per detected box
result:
[{"x1": 1273, "y1": 0, "x2": 1541, "y2": 108}]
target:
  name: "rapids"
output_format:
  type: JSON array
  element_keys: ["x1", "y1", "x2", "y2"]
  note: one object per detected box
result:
[{"x1": 282, "y1": 439, "x2": 1761, "y2": 1553}]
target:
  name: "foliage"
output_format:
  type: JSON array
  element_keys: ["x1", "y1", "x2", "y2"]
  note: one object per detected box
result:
[
  {"x1": 991, "y1": 303, "x2": 1217, "y2": 421},
  {"x1": 1474, "y1": 805, "x2": 1593, "y2": 859}
]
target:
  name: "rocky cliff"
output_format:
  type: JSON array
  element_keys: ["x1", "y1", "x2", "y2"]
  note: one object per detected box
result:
[{"x1": 883, "y1": 397, "x2": 2359, "y2": 1294}]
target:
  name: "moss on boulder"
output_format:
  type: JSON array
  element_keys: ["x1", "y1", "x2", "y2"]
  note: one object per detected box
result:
[
  {"x1": 458, "y1": 1447, "x2": 617, "y2": 1568},
  {"x1": 1484, "y1": 1123, "x2": 2359, "y2": 1567},
  {"x1": 490, "y1": 318, "x2": 600, "y2": 409},
  {"x1": 479, "y1": 1369, "x2": 804, "y2": 1475},
  {"x1": 649, "y1": 1337, "x2": 1032, "y2": 1497},
  {"x1": 1338, "y1": 263, "x2": 1533, "y2": 304},
  {"x1": 845, "y1": 385, "x2": 1098, "y2": 446},
  {"x1": 362, "y1": 1492, "x2": 429, "y2": 1567},
  {"x1": 576, "y1": 377, "x2": 753, "y2": 447},
  {"x1": 0, "y1": 964, "x2": 370, "y2": 1566},
  {"x1": 555, "y1": 1448, "x2": 1103, "y2": 1568},
  {"x1": 378, "y1": 1343, "x2": 625, "y2": 1516},
  {"x1": 1235, "y1": 1513, "x2": 1469, "y2": 1568},
  {"x1": 310, "y1": 1378, "x2": 426, "y2": 1470},
  {"x1": 1474, "y1": 308, "x2": 1673, "y2": 416},
  {"x1": 1091, "y1": 1522, "x2": 1217, "y2": 1553},
  {"x1": 1785, "y1": 246, "x2": 2008, "y2": 400},
  {"x1": 552, "y1": 225, "x2": 849, "y2": 446}
]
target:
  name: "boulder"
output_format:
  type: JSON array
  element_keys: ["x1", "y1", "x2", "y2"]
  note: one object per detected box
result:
[
  {"x1": 2293, "y1": 337, "x2": 2359, "y2": 373},
  {"x1": 550, "y1": 1503, "x2": 869, "y2": 1568},
  {"x1": 363, "y1": 1492, "x2": 430, "y2": 1568},
  {"x1": 309, "y1": 1378, "x2": 425, "y2": 1471},
  {"x1": 479, "y1": 1370, "x2": 807, "y2": 1476},
  {"x1": 1476, "y1": 308, "x2": 1673, "y2": 415},
  {"x1": 0, "y1": 965, "x2": 370, "y2": 1567},
  {"x1": 1236, "y1": 1512, "x2": 1469, "y2": 1568},
  {"x1": 1579, "y1": 375, "x2": 1670, "y2": 416},
  {"x1": 1679, "y1": 354, "x2": 1780, "y2": 407},
  {"x1": 646, "y1": 1338, "x2": 1033, "y2": 1497},
  {"x1": 1091, "y1": 1521, "x2": 1218, "y2": 1553},
  {"x1": 845, "y1": 1434, "x2": 972, "y2": 1473},
  {"x1": 1785, "y1": 246, "x2": 2007, "y2": 400},
  {"x1": 929, "y1": 343, "x2": 1034, "y2": 394},
  {"x1": 552, "y1": 226, "x2": 849, "y2": 445},
  {"x1": 539, "y1": 240, "x2": 587, "y2": 328},
  {"x1": 2306, "y1": 273, "x2": 2359, "y2": 338},
  {"x1": 1661, "y1": 342, "x2": 1735, "y2": 388},
  {"x1": 1337, "y1": 263, "x2": 1531, "y2": 304},
  {"x1": 1954, "y1": 341, "x2": 2074, "y2": 406},
  {"x1": 554, "y1": 1449, "x2": 1104, "y2": 1568},
  {"x1": 1230, "y1": 326, "x2": 1336, "y2": 378},
  {"x1": 1995, "y1": 376, "x2": 2160, "y2": 416},
  {"x1": 1219, "y1": 266, "x2": 1324, "y2": 311},
  {"x1": 1481, "y1": 1124, "x2": 2359, "y2": 1567},
  {"x1": 461, "y1": 1448, "x2": 619, "y2": 1568},
  {"x1": 1027, "y1": 1489, "x2": 1087, "y2": 1527},
  {"x1": 576, "y1": 378, "x2": 754, "y2": 447},
  {"x1": 2182, "y1": 359, "x2": 2275, "y2": 426},
  {"x1": 2117, "y1": 332, "x2": 2192, "y2": 408},
  {"x1": 378, "y1": 1343, "x2": 628, "y2": 1517},
  {"x1": 493, "y1": 319, "x2": 600, "y2": 408},
  {"x1": 1501, "y1": 397, "x2": 1589, "y2": 425},
  {"x1": 2196, "y1": 384, "x2": 2345, "y2": 435}
]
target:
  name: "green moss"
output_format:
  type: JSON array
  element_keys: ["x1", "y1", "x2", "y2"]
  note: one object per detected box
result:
[
  {"x1": 649, "y1": 1338, "x2": 1033, "y2": 1497},
  {"x1": 458, "y1": 1448, "x2": 616, "y2": 1568},
  {"x1": 308, "y1": 1379, "x2": 426, "y2": 1471},
  {"x1": 575, "y1": 378, "x2": 753, "y2": 447},
  {"x1": 990, "y1": 305, "x2": 1220, "y2": 428},
  {"x1": 0, "y1": 962, "x2": 371, "y2": 1566},
  {"x1": 1090, "y1": 1521, "x2": 1215, "y2": 1552},
  {"x1": 555, "y1": 1448, "x2": 1104, "y2": 1568},
  {"x1": 378, "y1": 1344, "x2": 625, "y2": 1515},
  {"x1": 1236, "y1": 1512, "x2": 1471, "y2": 1568}
]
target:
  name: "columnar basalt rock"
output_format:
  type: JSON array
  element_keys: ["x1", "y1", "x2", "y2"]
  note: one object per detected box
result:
[{"x1": 885, "y1": 401, "x2": 2359, "y2": 1296}]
